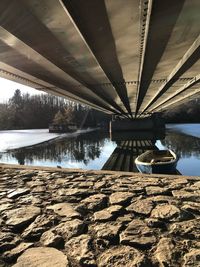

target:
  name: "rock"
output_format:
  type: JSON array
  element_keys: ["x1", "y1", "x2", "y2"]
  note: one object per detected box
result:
[
  {"x1": 170, "y1": 219, "x2": 200, "y2": 239},
  {"x1": 66, "y1": 234, "x2": 96, "y2": 266},
  {"x1": 109, "y1": 192, "x2": 133, "y2": 205},
  {"x1": 54, "y1": 219, "x2": 86, "y2": 241},
  {"x1": 148, "y1": 195, "x2": 176, "y2": 204},
  {"x1": 151, "y1": 204, "x2": 181, "y2": 221},
  {"x1": 3, "y1": 242, "x2": 33, "y2": 261},
  {"x1": 91, "y1": 222, "x2": 123, "y2": 241},
  {"x1": 79, "y1": 193, "x2": 107, "y2": 211},
  {"x1": 7, "y1": 188, "x2": 30, "y2": 199},
  {"x1": 183, "y1": 249, "x2": 200, "y2": 266},
  {"x1": 31, "y1": 186, "x2": 46, "y2": 193},
  {"x1": 193, "y1": 181, "x2": 200, "y2": 188},
  {"x1": 40, "y1": 230, "x2": 63, "y2": 247},
  {"x1": 64, "y1": 188, "x2": 93, "y2": 197},
  {"x1": 26, "y1": 180, "x2": 44, "y2": 188},
  {"x1": 22, "y1": 214, "x2": 57, "y2": 240},
  {"x1": 78, "y1": 181, "x2": 94, "y2": 188},
  {"x1": 0, "y1": 232, "x2": 20, "y2": 252},
  {"x1": 18, "y1": 195, "x2": 42, "y2": 205},
  {"x1": 13, "y1": 247, "x2": 69, "y2": 267},
  {"x1": 47, "y1": 203, "x2": 80, "y2": 219},
  {"x1": 5, "y1": 206, "x2": 41, "y2": 229},
  {"x1": 126, "y1": 199, "x2": 154, "y2": 215},
  {"x1": 172, "y1": 190, "x2": 200, "y2": 201},
  {"x1": 120, "y1": 219, "x2": 156, "y2": 249},
  {"x1": 97, "y1": 245, "x2": 148, "y2": 267},
  {"x1": 94, "y1": 181, "x2": 106, "y2": 189},
  {"x1": 0, "y1": 203, "x2": 13, "y2": 212},
  {"x1": 181, "y1": 202, "x2": 200, "y2": 215},
  {"x1": 145, "y1": 218, "x2": 166, "y2": 229},
  {"x1": 146, "y1": 186, "x2": 169, "y2": 195},
  {"x1": 154, "y1": 237, "x2": 176, "y2": 266},
  {"x1": 93, "y1": 205, "x2": 123, "y2": 222}
]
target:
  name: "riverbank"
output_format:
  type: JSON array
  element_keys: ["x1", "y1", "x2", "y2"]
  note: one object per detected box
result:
[{"x1": 1, "y1": 164, "x2": 200, "y2": 266}]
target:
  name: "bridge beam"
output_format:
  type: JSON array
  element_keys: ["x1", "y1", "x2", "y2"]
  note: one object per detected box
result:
[
  {"x1": 141, "y1": 35, "x2": 200, "y2": 114},
  {"x1": 149, "y1": 74, "x2": 200, "y2": 112}
]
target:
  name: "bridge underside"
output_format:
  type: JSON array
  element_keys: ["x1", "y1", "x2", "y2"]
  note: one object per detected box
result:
[{"x1": 0, "y1": 0, "x2": 199, "y2": 117}]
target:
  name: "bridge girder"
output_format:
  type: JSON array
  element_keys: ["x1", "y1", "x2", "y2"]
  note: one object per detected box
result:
[{"x1": 0, "y1": 0, "x2": 199, "y2": 116}]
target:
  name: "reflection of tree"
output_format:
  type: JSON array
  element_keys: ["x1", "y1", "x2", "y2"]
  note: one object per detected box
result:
[
  {"x1": 6, "y1": 131, "x2": 108, "y2": 166},
  {"x1": 161, "y1": 131, "x2": 200, "y2": 158}
]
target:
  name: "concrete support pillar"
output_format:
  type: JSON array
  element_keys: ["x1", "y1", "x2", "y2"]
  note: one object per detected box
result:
[{"x1": 110, "y1": 113, "x2": 165, "y2": 133}]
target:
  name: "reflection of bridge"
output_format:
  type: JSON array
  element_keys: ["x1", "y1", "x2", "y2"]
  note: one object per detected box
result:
[{"x1": 0, "y1": 1, "x2": 199, "y2": 117}]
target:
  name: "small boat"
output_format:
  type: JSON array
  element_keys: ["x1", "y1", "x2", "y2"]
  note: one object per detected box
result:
[{"x1": 135, "y1": 149, "x2": 178, "y2": 174}]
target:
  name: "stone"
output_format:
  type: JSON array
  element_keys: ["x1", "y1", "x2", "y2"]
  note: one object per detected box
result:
[
  {"x1": 193, "y1": 181, "x2": 200, "y2": 188},
  {"x1": 183, "y1": 249, "x2": 200, "y2": 266},
  {"x1": 31, "y1": 186, "x2": 46, "y2": 193},
  {"x1": 54, "y1": 219, "x2": 86, "y2": 241},
  {"x1": 3, "y1": 242, "x2": 33, "y2": 261},
  {"x1": 146, "y1": 186, "x2": 169, "y2": 195},
  {"x1": 170, "y1": 219, "x2": 200, "y2": 239},
  {"x1": 107, "y1": 205, "x2": 123, "y2": 214},
  {"x1": 93, "y1": 205, "x2": 123, "y2": 222},
  {"x1": 78, "y1": 181, "x2": 94, "y2": 188},
  {"x1": 47, "y1": 203, "x2": 80, "y2": 218},
  {"x1": 172, "y1": 190, "x2": 200, "y2": 201},
  {"x1": 120, "y1": 219, "x2": 156, "y2": 249},
  {"x1": 66, "y1": 234, "x2": 96, "y2": 266},
  {"x1": 126, "y1": 199, "x2": 154, "y2": 215},
  {"x1": 13, "y1": 247, "x2": 69, "y2": 267},
  {"x1": 22, "y1": 214, "x2": 57, "y2": 240},
  {"x1": 93, "y1": 209, "x2": 113, "y2": 222},
  {"x1": 0, "y1": 232, "x2": 20, "y2": 252},
  {"x1": 5, "y1": 206, "x2": 41, "y2": 229},
  {"x1": 40, "y1": 230, "x2": 63, "y2": 247},
  {"x1": 182, "y1": 202, "x2": 200, "y2": 215},
  {"x1": 151, "y1": 204, "x2": 181, "y2": 221},
  {"x1": 0, "y1": 203, "x2": 13, "y2": 212},
  {"x1": 92, "y1": 222, "x2": 123, "y2": 241},
  {"x1": 109, "y1": 192, "x2": 133, "y2": 205},
  {"x1": 148, "y1": 195, "x2": 176, "y2": 204},
  {"x1": 80, "y1": 193, "x2": 107, "y2": 211},
  {"x1": 145, "y1": 218, "x2": 166, "y2": 229},
  {"x1": 64, "y1": 188, "x2": 93, "y2": 197},
  {"x1": 7, "y1": 188, "x2": 30, "y2": 199},
  {"x1": 154, "y1": 237, "x2": 176, "y2": 267},
  {"x1": 97, "y1": 245, "x2": 148, "y2": 267},
  {"x1": 26, "y1": 180, "x2": 44, "y2": 188},
  {"x1": 94, "y1": 181, "x2": 106, "y2": 189}
]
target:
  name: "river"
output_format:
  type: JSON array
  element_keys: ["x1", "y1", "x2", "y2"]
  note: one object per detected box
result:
[{"x1": 0, "y1": 124, "x2": 200, "y2": 176}]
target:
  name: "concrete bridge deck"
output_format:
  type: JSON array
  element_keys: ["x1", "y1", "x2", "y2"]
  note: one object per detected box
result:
[
  {"x1": 1, "y1": 164, "x2": 200, "y2": 266},
  {"x1": 0, "y1": 0, "x2": 199, "y2": 117}
]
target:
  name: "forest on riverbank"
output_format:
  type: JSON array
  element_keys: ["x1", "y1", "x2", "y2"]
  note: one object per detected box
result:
[
  {"x1": 0, "y1": 89, "x2": 110, "y2": 130},
  {"x1": 0, "y1": 89, "x2": 200, "y2": 130}
]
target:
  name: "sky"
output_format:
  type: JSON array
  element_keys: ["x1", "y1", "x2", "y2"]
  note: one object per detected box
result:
[{"x1": 0, "y1": 77, "x2": 44, "y2": 103}]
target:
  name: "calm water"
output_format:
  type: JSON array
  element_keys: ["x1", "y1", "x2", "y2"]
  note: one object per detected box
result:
[{"x1": 0, "y1": 124, "x2": 200, "y2": 176}]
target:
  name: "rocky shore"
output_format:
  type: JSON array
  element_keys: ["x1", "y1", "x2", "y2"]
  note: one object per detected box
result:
[{"x1": 1, "y1": 164, "x2": 200, "y2": 266}]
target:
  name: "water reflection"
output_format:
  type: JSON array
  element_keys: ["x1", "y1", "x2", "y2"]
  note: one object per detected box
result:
[
  {"x1": 1, "y1": 131, "x2": 109, "y2": 166},
  {"x1": 162, "y1": 131, "x2": 200, "y2": 158},
  {"x1": 0, "y1": 127, "x2": 200, "y2": 175},
  {"x1": 103, "y1": 130, "x2": 165, "y2": 172}
]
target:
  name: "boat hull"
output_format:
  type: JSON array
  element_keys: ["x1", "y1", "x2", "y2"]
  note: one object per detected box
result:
[{"x1": 136, "y1": 162, "x2": 177, "y2": 174}]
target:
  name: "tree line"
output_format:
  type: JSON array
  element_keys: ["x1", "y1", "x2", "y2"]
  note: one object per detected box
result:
[{"x1": 0, "y1": 89, "x2": 110, "y2": 130}]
